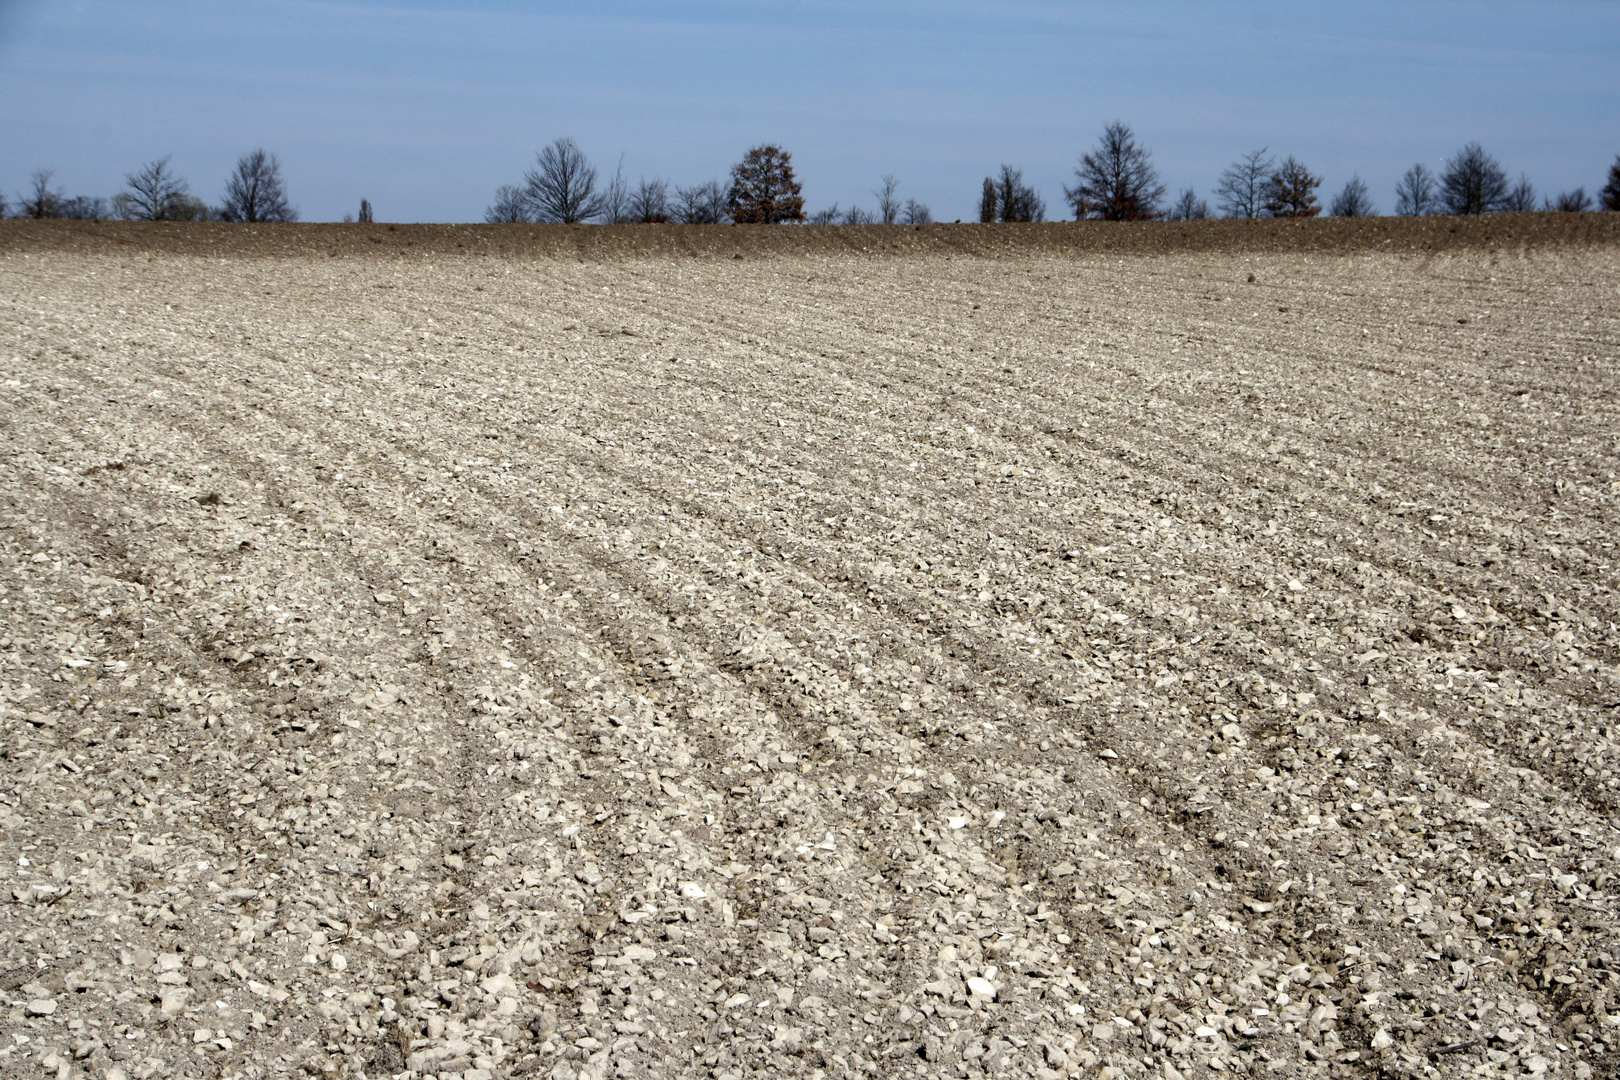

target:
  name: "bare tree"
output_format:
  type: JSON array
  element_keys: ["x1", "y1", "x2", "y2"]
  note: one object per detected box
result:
[
  {"x1": 523, "y1": 137, "x2": 603, "y2": 223},
  {"x1": 1393, "y1": 164, "x2": 1440, "y2": 216},
  {"x1": 873, "y1": 175, "x2": 901, "y2": 224},
  {"x1": 726, "y1": 145, "x2": 804, "y2": 223},
  {"x1": 27, "y1": 183, "x2": 109, "y2": 220},
  {"x1": 980, "y1": 166, "x2": 1043, "y2": 222},
  {"x1": 1168, "y1": 188, "x2": 1209, "y2": 220},
  {"x1": 217, "y1": 150, "x2": 296, "y2": 223},
  {"x1": 18, "y1": 172, "x2": 106, "y2": 220},
  {"x1": 1064, "y1": 121, "x2": 1163, "y2": 220},
  {"x1": 1214, "y1": 148, "x2": 1273, "y2": 219},
  {"x1": 841, "y1": 206, "x2": 876, "y2": 225},
  {"x1": 808, "y1": 204, "x2": 841, "y2": 225},
  {"x1": 1546, "y1": 188, "x2": 1592, "y2": 212},
  {"x1": 485, "y1": 185, "x2": 530, "y2": 223},
  {"x1": 1264, "y1": 156, "x2": 1321, "y2": 217},
  {"x1": 979, "y1": 178, "x2": 997, "y2": 223},
  {"x1": 1603, "y1": 155, "x2": 1620, "y2": 211},
  {"x1": 1440, "y1": 143, "x2": 1509, "y2": 215},
  {"x1": 630, "y1": 177, "x2": 669, "y2": 223},
  {"x1": 902, "y1": 198, "x2": 932, "y2": 225},
  {"x1": 358, "y1": 199, "x2": 374, "y2": 223},
  {"x1": 1500, "y1": 173, "x2": 1536, "y2": 212},
  {"x1": 598, "y1": 155, "x2": 632, "y2": 224},
  {"x1": 674, "y1": 180, "x2": 727, "y2": 224},
  {"x1": 19, "y1": 170, "x2": 67, "y2": 218},
  {"x1": 1329, "y1": 176, "x2": 1375, "y2": 217},
  {"x1": 117, "y1": 156, "x2": 191, "y2": 220}
]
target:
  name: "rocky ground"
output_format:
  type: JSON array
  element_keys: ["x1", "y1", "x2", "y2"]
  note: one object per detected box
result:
[{"x1": 0, "y1": 222, "x2": 1617, "y2": 1080}]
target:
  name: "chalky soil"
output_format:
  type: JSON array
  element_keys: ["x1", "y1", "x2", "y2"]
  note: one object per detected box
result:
[{"x1": 1, "y1": 234, "x2": 1618, "y2": 1080}]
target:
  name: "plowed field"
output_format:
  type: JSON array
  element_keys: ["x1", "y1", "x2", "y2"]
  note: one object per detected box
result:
[{"x1": 2, "y1": 220, "x2": 1618, "y2": 1080}]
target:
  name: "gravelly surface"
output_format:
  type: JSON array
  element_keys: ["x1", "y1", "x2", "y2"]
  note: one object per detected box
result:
[{"x1": 1, "y1": 233, "x2": 1618, "y2": 1080}]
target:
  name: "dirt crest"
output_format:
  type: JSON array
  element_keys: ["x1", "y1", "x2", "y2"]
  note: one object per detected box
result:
[
  {"x1": 1, "y1": 237, "x2": 1618, "y2": 1080},
  {"x1": 3, "y1": 211, "x2": 1618, "y2": 261}
]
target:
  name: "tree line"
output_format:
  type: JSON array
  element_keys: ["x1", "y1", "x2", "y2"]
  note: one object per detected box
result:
[
  {"x1": 485, "y1": 140, "x2": 825, "y2": 225},
  {"x1": 984, "y1": 124, "x2": 1620, "y2": 222},
  {"x1": 4, "y1": 151, "x2": 298, "y2": 222},
  {"x1": 11, "y1": 129, "x2": 1620, "y2": 224},
  {"x1": 496, "y1": 129, "x2": 1620, "y2": 225}
]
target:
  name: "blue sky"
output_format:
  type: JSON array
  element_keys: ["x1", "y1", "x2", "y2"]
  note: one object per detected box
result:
[{"x1": 2, "y1": 1, "x2": 1617, "y2": 222}]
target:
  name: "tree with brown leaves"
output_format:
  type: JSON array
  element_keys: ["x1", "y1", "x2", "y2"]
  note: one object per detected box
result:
[
  {"x1": 725, "y1": 145, "x2": 804, "y2": 224},
  {"x1": 1599, "y1": 155, "x2": 1620, "y2": 212},
  {"x1": 1264, "y1": 156, "x2": 1322, "y2": 218}
]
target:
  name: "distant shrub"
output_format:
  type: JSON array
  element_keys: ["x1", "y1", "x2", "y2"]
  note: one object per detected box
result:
[
  {"x1": 1543, "y1": 188, "x2": 1591, "y2": 212},
  {"x1": 902, "y1": 198, "x2": 932, "y2": 225},
  {"x1": 58, "y1": 196, "x2": 109, "y2": 220}
]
